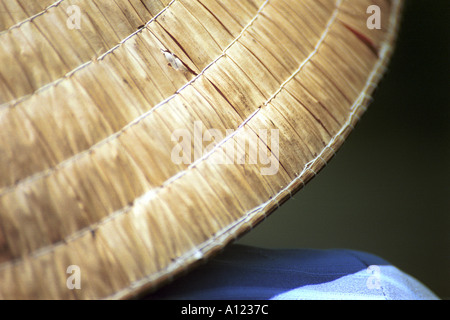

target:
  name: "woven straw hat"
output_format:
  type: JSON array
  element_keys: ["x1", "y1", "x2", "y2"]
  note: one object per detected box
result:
[{"x1": 0, "y1": 0, "x2": 403, "y2": 299}]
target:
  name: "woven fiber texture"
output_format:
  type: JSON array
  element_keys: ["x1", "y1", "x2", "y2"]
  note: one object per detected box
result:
[{"x1": 0, "y1": 0, "x2": 403, "y2": 299}]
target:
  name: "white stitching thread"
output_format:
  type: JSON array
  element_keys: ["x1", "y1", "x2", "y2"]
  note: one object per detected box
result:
[
  {"x1": 0, "y1": 0, "x2": 64, "y2": 36},
  {"x1": 0, "y1": 0, "x2": 268, "y2": 197},
  {"x1": 0, "y1": 0, "x2": 177, "y2": 110},
  {"x1": 0, "y1": 0, "x2": 271, "y2": 270},
  {"x1": 0, "y1": 0, "x2": 402, "y2": 300}
]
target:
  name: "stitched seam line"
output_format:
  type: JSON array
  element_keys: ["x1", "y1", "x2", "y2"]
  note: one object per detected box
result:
[
  {"x1": 107, "y1": 0, "x2": 402, "y2": 300},
  {"x1": 0, "y1": 0, "x2": 271, "y2": 270},
  {"x1": 0, "y1": 0, "x2": 64, "y2": 36},
  {"x1": 0, "y1": 0, "x2": 340, "y2": 272},
  {"x1": 0, "y1": 0, "x2": 401, "y2": 300},
  {"x1": 0, "y1": 0, "x2": 268, "y2": 198},
  {"x1": 0, "y1": 0, "x2": 177, "y2": 109},
  {"x1": 106, "y1": 0, "x2": 345, "y2": 298}
]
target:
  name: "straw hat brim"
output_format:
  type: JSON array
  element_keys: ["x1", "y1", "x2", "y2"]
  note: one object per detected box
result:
[{"x1": 0, "y1": 0, "x2": 403, "y2": 299}]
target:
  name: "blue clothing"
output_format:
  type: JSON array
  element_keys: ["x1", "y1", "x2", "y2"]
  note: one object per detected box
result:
[{"x1": 147, "y1": 245, "x2": 439, "y2": 300}]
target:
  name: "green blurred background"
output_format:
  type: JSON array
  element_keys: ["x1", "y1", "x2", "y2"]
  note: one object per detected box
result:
[{"x1": 237, "y1": 0, "x2": 450, "y2": 299}]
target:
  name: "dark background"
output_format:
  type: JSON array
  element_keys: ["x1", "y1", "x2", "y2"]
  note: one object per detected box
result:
[{"x1": 237, "y1": 0, "x2": 449, "y2": 299}]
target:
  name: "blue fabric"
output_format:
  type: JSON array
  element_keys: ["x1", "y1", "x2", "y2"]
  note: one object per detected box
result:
[{"x1": 147, "y1": 245, "x2": 439, "y2": 300}]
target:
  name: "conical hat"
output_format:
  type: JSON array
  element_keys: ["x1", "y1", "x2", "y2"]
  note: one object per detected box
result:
[{"x1": 0, "y1": 0, "x2": 403, "y2": 299}]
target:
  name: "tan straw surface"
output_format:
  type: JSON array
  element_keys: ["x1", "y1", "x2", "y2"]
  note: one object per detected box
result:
[{"x1": 0, "y1": 0, "x2": 403, "y2": 299}]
